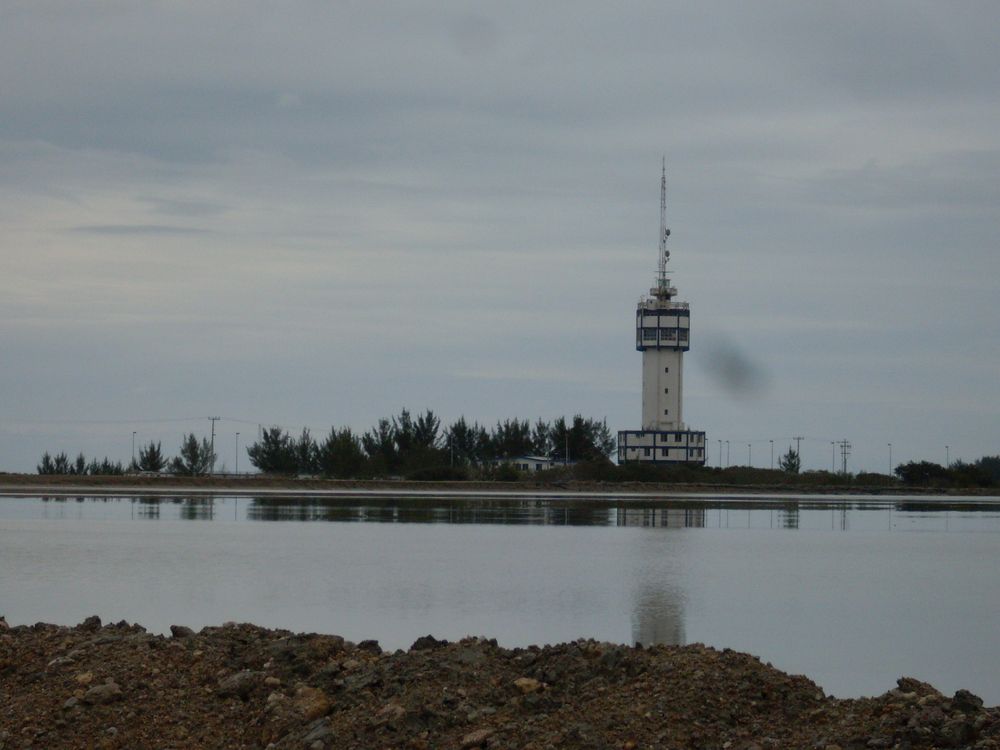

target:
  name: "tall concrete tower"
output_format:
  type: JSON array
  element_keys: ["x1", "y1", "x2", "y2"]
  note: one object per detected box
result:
[{"x1": 619, "y1": 161, "x2": 706, "y2": 465}]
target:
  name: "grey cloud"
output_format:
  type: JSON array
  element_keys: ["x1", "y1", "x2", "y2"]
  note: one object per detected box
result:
[
  {"x1": 69, "y1": 224, "x2": 211, "y2": 236},
  {"x1": 138, "y1": 196, "x2": 229, "y2": 218},
  {"x1": 1, "y1": 2, "x2": 998, "y2": 473}
]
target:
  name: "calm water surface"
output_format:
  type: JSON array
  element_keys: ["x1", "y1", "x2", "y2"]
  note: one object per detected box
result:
[{"x1": 1, "y1": 493, "x2": 999, "y2": 703}]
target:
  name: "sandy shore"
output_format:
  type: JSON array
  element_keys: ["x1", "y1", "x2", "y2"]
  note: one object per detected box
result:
[{"x1": 0, "y1": 616, "x2": 996, "y2": 749}]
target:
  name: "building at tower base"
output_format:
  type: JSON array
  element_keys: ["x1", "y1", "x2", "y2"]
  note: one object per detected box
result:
[{"x1": 618, "y1": 162, "x2": 706, "y2": 466}]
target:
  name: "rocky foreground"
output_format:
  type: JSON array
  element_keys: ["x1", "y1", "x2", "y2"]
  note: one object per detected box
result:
[{"x1": 0, "y1": 617, "x2": 996, "y2": 750}]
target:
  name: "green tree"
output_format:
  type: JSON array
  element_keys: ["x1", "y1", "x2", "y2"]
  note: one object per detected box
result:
[
  {"x1": 38, "y1": 452, "x2": 63, "y2": 474},
  {"x1": 491, "y1": 419, "x2": 534, "y2": 458},
  {"x1": 392, "y1": 409, "x2": 415, "y2": 459},
  {"x1": 413, "y1": 410, "x2": 441, "y2": 451},
  {"x1": 138, "y1": 441, "x2": 167, "y2": 472},
  {"x1": 170, "y1": 434, "x2": 215, "y2": 476},
  {"x1": 362, "y1": 418, "x2": 397, "y2": 475},
  {"x1": 549, "y1": 415, "x2": 615, "y2": 462},
  {"x1": 443, "y1": 417, "x2": 489, "y2": 466},
  {"x1": 894, "y1": 460, "x2": 949, "y2": 485},
  {"x1": 53, "y1": 452, "x2": 70, "y2": 474},
  {"x1": 317, "y1": 427, "x2": 366, "y2": 478},
  {"x1": 36, "y1": 452, "x2": 55, "y2": 475},
  {"x1": 778, "y1": 448, "x2": 800, "y2": 474},
  {"x1": 531, "y1": 419, "x2": 551, "y2": 456},
  {"x1": 246, "y1": 427, "x2": 297, "y2": 475},
  {"x1": 975, "y1": 455, "x2": 1000, "y2": 484},
  {"x1": 293, "y1": 428, "x2": 319, "y2": 475}
]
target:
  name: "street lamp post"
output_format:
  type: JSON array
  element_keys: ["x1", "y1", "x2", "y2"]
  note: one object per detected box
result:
[
  {"x1": 888, "y1": 443, "x2": 892, "y2": 477},
  {"x1": 770, "y1": 440, "x2": 774, "y2": 470},
  {"x1": 831, "y1": 442, "x2": 835, "y2": 472},
  {"x1": 718, "y1": 440, "x2": 722, "y2": 467},
  {"x1": 747, "y1": 443, "x2": 752, "y2": 467},
  {"x1": 725, "y1": 441, "x2": 730, "y2": 467},
  {"x1": 131, "y1": 431, "x2": 136, "y2": 469},
  {"x1": 946, "y1": 445, "x2": 950, "y2": 467},
  {"x1": 235, "y1": 432, "x2": 240, "y2": 476}
]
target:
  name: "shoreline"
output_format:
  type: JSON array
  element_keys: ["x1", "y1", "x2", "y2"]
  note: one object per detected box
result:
[
  {"x1": 1, "y1": 616, "x2": 996, "y2": 749},
  {"x1": 2, "y1": 473, "x2": 997, "y2": 499}
]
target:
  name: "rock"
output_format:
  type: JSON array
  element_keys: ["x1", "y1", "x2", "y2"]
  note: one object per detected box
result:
[
  {"x1": 450, "y1": 646, "x2": 487, "y2": 666},
  {"x1": 938, "y1": 717, "x2": 976, "y2": 747},
  {"x1": 410, "y1": 634, "x2": 448, "y2": 651},
  {"x1": 301, "y1": 718, "x2": 335, "y2": 745},
  {"x1": 74, "y1": 672, "x2": 93, "y2": 686},
  {"x1": 170, "y1": 625, "x2": 195, "y2": 639},
  {"x1": 78, "y1": 616, "x2": 102, "y2": 632},
  {"x1": 62, "y1": 697, "x2": 79, "y2": 710},
  {"x1": 0, "y1": 617, "x2": 8, "y2": 630},
  {"x1": 264, "y1": 676, "x2": 281, "y2": 687},
  {"x1": 953, "y1": 689, "x2": 984, "y2": 714},
  {"x1": 357, "y1": 639, "x2": 382, "y2": 654},
  {"x1": 513, "y1": 677, "x2": 543, "y2": 694},
  {"x1": 83, "y1": 682, "x2": 122, "y2": 705},
  {"x1": 460, "y1": 728, "x2": 494, "y2": 748},
  {"x1": 294, "y1": 686, "x2": 331, "y2": 721},
  {"x1": 897, "y1": 677, "x2": 940, "y2": 697},
  {"x1": 89, "y1": 633, "x2": 121, "y2": 646},
  {"x1": 373, "y1": 702, "x2": 406, "y2": 726},
  {"x1": 217, "y1": 670, "x2": 264, "y2": 699}
]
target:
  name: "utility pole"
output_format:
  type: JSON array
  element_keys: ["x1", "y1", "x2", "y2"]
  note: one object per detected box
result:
[
  {"x1": 888, "y1": 443, "x2": 892, "y2": 477},
  {"x1": 236, "y1": 432, "x2": 240, "y2": 475},
  {"x1": 131, "y1": 431, "x2": 136, "y2": 468},
  {"x1": 208, "y1": 416, "x2": 220, "y2": 475},
  {"x1": 831, "y1": 442, "x2": 835, "y2": 472},
  {"x1": 718, "y1": 439, "x2": 722, "y2": 467},
  {"x1": 792, "y1": 436, "x2": 803, "y2": 464},
  {"x1": 747, "y1": 443, "x2": 752, "y2": 467},
  {"x1": 837, "y1": 439, "x2": 852, "y2": 475},
  {"x1": 770, "y1": 439, "x2": 774, "y2": 470},
  {"x1": 946, "y1": 445, "x2": 950, "y2": 467}
]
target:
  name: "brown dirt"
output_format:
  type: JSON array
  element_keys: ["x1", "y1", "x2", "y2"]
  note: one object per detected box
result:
[{"x1": 1, "y1": 617, "x2": 996, "y2": 749}]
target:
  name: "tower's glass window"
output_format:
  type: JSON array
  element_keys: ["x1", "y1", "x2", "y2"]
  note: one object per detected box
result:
[
  {"x1": 661, "y1": 329, "x2": 677, "y2": 341},
  {"x1": 642, "y1": 329, "x2": 656, "y2": 340}
]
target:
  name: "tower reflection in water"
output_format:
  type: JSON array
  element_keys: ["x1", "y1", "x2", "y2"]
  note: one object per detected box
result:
[{"x1": 616, "y1": 507, "x2": 702, "y2": 647}]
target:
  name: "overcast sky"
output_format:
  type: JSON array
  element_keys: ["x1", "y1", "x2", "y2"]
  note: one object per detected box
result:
[{"x1": 2, "y1": 1, "x2": 998, "y2": 474}]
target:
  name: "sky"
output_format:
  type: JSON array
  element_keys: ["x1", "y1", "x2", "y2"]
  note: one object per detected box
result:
[{"x1": 2, "y1": 1, "x2": 998, "y2": 474}]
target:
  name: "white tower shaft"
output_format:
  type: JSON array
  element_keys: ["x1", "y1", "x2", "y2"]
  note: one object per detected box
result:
[{"x1": 619, "y1": 160, "x2": 704, "y2": 466}]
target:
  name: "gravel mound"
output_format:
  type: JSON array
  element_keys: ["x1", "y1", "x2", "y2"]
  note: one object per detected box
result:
[{"x1": 1, "y1": 616, "x2": 997, "y2": 749}]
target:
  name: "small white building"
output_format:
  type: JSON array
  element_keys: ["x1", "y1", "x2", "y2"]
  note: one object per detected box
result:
[
  {"x1": 618, "y1": 162, "x2": 706, "y2": 466},
  {"x1": 496, "y1": 455, "x2": 557, "y2": 473}
]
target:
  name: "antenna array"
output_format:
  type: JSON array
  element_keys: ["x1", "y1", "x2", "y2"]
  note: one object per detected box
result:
[{"x1": 658, "y1": 157, "x2": 670, "y2": 290}]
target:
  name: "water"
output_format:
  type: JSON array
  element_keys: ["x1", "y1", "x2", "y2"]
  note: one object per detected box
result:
[{"x1": 1, "y1": 493, "x2": 999, "y2": 703}]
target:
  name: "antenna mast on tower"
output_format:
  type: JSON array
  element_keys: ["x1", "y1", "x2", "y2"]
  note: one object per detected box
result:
[{"x1": 657, "y1": 157, "x2": 672, "y2": 297}]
